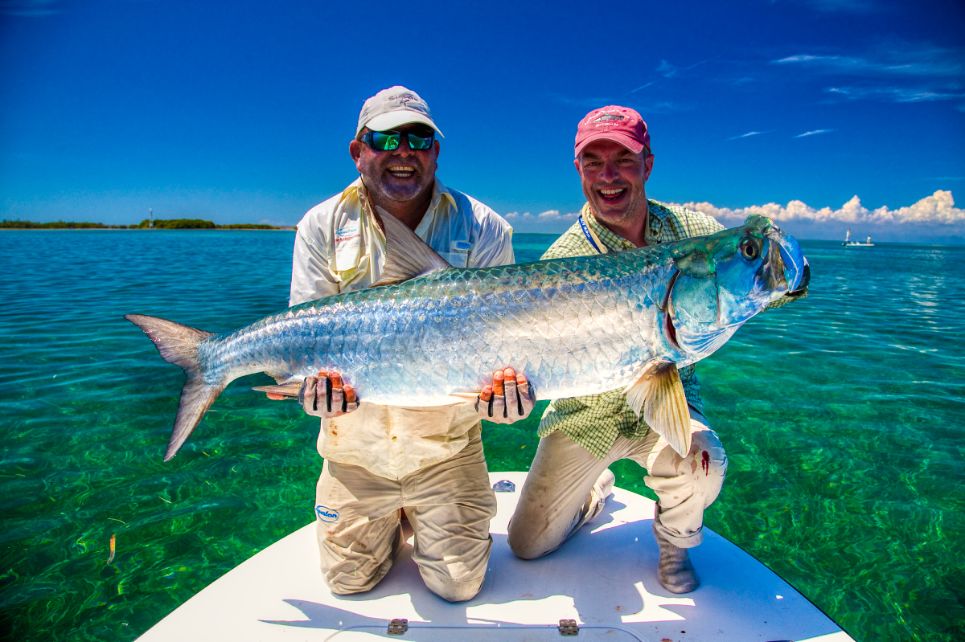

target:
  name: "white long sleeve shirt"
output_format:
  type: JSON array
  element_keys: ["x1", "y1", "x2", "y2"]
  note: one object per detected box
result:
[{"x1": 290, "y1": 178, "x2": 515, "y2": 479}]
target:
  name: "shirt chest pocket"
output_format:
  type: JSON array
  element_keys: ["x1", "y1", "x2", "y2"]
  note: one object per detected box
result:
[
  {"x1": 441, "y1": 239, "x2": 472, "y2": 268},
  {"x1": 333, "y1": 223, "x2": 363, "y2": 275}
]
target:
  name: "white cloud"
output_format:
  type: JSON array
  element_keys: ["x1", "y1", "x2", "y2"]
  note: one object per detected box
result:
[
  {"x1": 794, "y1": 129, "x2": 834, "y2": 138},
  {"x1": 504, "y1": 193, "x2": 964, "y2": 240},
  {"x1": 773, "y1": 49, "x2": 963, "y2": 78},
  {"x1": 826, "y1": 86, "x2": 965, "y2": 104},
  {"x1": 504, "y1": 209, "x2": 579, "y2": 227},
  {"x1": 729, "y1": 131, "x2": 765, "y2": 140},
  {"x1": 773, "y1": 53, "x2": 921, "y2": 76},
  {"x1": 678, "y1": 190, "x2": 965, "y2": 226},
  {"x1": 775, "y1": 54, "x2": 862, "y2": 68},
  {"x1": 657, "y1": 60, "x2": 678, "y2": 78},
  {"x1": 628, "y1": 81, "x2": 657, "y2": 94}
]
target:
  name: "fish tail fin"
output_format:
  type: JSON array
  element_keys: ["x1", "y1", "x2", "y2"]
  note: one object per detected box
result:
[{"x1": 125, "y1": 314, "x2": 224, "y2": 461}]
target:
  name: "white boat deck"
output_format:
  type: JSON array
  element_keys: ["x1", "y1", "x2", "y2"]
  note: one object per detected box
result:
[{"x1": 137, "y1": 472, "x2": 854, "y2": 641}]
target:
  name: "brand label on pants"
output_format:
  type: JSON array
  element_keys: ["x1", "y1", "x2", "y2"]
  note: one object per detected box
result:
[{"x1": 315, "y1": 504, "x2": 340, "y2": 523}]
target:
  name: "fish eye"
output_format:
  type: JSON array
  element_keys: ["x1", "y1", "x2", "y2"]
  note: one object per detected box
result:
[{"x1": 739, "y1": 237, "x2": 761, "y2": 261}]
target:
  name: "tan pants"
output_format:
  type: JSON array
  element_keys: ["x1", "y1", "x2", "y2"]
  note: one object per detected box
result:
[
  {"x1": 508, "y1": 410, "x2": 727, "y2": 558},
  {"x1": 314, "y1": 425, "x2": 496, "y2": 602}
]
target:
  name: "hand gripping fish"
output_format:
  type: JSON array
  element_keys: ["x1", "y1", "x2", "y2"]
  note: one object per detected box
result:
[{"x1": 127, "y1": 213, "x2": 809, "y2": 461}]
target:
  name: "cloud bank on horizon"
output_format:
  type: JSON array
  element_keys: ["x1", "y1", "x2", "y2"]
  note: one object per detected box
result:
[{"x1": 505, "y1": 190, "x2": 965, "y2": 241}]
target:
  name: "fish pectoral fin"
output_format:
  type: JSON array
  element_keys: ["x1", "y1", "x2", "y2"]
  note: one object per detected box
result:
[
  {"x1": 624, "y1": 362, "x2": 692, "y2": 457},
  {"x1": 252, "y1": 382, "x2": 302, "y2": 398},
  {"x1": 372, "y1": 209, "x2": 451, "y2": 287}
]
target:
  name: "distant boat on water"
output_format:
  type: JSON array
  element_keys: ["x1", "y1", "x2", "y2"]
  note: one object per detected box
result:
[{"x1": 843, "y1": 229, "x2": 875, "y2": 247}]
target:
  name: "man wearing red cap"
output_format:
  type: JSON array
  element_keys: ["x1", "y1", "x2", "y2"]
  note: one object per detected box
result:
[
  {"x1": 273, "y1": 86, "x2": 534, "y2": 602},
  {"x1": 507, "y1": 106, "x2": 728, "y2": 594}
]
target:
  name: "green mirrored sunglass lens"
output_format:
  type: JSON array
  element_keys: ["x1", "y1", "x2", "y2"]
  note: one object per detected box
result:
[
  {"x1": 407, "y1": 134, "x2": 432, "y2": 150},
  {"x1": 369, "y1": 132, "x2": 399, "y2": 150}
]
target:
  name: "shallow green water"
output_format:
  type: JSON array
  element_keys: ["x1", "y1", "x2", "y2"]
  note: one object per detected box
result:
[{"x1": 0, "y1": 230, "x2": 962, "y2": 641}]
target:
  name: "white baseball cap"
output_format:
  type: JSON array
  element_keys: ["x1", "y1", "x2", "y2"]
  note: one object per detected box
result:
[{"x1": 355, "y1": 85, "x2": 444, "y2": 137}]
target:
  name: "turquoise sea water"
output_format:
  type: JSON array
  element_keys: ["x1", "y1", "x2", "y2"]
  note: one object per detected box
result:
[{"x1": 0, "y1": 230, "x2": 962, "y2": 641}]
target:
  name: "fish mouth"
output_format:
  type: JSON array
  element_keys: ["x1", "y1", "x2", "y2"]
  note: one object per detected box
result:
[
  {"x1": 663, "y1": 270, "x2": 681, "y2": 351},
  {"x1": 765, "y1": 227, "x2": 810, "y2": 299},
  {"x1": 786, "y1": 260, "x2": 810, "y2": 299}
]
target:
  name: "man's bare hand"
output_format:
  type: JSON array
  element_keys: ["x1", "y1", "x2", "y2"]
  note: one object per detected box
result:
[
  {"x1": 266, "y1": 370, "x2": 359, "y2": 418},
  {"x1": 476, "y1": 367, "x2": 535, "y2": 424}
]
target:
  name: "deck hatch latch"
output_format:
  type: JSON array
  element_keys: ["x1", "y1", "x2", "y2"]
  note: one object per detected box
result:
[
  {"x1": 559, "y1": 618, "x2": 579, "y2": 635},
  {"x1": 387, "y1": 618, "x2": 409, "y2": 635}
]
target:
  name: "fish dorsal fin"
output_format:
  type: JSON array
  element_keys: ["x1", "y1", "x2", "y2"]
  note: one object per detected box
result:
[
  {"x1": 624, "y1": 362, "x2": 692, "y2": 457},
  {"x1": 373, "y1": 209, "x2": 451, "y2": 286}
]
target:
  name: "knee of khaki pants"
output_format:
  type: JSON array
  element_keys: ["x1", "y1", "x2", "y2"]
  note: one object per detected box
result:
[
  {"x1": 691, "y1": 426, "x2": 727, "y2": 508},
  {"x1": 646, "y1": 418, "x2": 728, "y2": 547},
  {"x1": 318, "y1": 519, "x2": 401, "y2": 595},
  {"x1": 421, "y1": 564, "x2": 487, "y2": 602},
  {"x1": 507, "y1": 525, "x2": 547, "y2": 561}
]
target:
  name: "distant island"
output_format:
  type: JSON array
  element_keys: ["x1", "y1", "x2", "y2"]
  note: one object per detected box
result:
[{"x1": 0, "y1": 218, "x2": 292, "y2": 230}]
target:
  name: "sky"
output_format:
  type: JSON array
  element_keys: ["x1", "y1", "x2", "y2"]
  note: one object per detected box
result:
[{"x1": 1, "y1": 0, "x2": 964, "y2": 242}]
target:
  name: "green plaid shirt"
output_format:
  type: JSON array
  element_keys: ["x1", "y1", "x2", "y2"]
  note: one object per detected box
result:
[{"x1": 538, "y1": 200, "x2": 725, "y2": 458}]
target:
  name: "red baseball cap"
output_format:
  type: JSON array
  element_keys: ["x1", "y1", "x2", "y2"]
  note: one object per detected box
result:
[{"x1": 574, "y1": 106, "x2": 650, "y2": 157}]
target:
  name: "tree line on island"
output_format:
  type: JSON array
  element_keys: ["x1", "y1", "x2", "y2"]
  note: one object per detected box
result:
[{"x1": 0, "y1": 218, "x2": 287, "y2": 230}]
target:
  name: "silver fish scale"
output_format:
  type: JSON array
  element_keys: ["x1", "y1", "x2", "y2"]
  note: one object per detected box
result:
[{"x1": 199, "y1": 248, "x2": 679, "y2": 405}]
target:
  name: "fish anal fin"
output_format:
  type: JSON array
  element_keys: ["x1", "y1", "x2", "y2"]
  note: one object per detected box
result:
[
  {"x1": 372, "y1": 210, "x2": 451, "y2": 286},
  {"x1": 624, "y1": 362, "x2": 692, "y2": 457}
]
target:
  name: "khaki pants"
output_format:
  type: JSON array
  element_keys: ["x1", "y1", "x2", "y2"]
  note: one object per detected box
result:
[
  {"x1": 314, "y1": 425, "x2": 496, "y2": 602},
  {"x1": 508, "y1": 411, "x2": 727, "y2": 558}
]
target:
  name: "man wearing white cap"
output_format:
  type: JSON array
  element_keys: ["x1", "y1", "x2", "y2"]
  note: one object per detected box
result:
[{"x1": 276, "y1": 86, "x2": 533, "y2": 601}]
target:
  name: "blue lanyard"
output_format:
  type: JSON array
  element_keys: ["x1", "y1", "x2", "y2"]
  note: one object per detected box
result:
[{"x1": 578, "y1": 215, "x2": 605, "y2": 255}]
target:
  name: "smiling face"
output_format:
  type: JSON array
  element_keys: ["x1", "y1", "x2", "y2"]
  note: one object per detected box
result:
[
  {"x1": 575, "y1": 139, "x2": 654, "y2": 241},
  {"x1": 350, "y1": 124, "x2": 439, "y2": 210}
]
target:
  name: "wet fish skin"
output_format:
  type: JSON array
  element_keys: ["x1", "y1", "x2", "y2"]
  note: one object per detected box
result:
[{"x1": 127, "y1": 214, "x2": 808, "y2": 460}]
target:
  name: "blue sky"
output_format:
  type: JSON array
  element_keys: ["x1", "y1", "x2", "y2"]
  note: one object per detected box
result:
[{"x1": 1, "y1": 0, "x2": 963, "y2": 241}]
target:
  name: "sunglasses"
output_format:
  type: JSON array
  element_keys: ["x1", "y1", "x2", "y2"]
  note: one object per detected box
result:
[{"x1": 361, "y1": 128, "x2": 435, "y2": 152}]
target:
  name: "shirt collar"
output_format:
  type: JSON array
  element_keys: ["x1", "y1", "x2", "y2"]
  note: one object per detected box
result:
[
  {"x1": 644, "y1": 200, "x2": 672, "y2": 243},
  {"x1": 581, "y1": 203, "x2": 638, "y2": 252}
]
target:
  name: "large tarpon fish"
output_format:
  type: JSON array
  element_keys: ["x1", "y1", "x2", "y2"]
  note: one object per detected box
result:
[{"x1": 127, "y1": 213, "x2": 808, "y2": 461}]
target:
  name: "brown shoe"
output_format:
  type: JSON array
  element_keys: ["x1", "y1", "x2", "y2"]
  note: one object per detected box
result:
[{"x1": 652, "y1": 519, "x2": 699, "y2": 594}]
